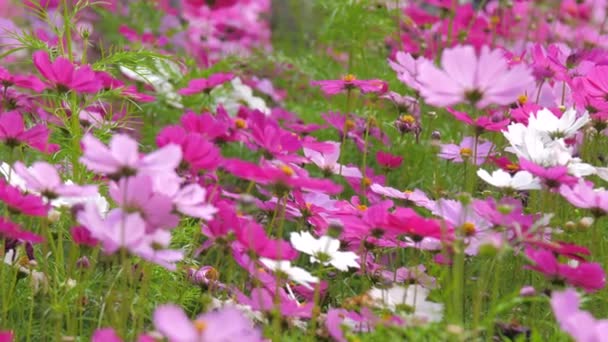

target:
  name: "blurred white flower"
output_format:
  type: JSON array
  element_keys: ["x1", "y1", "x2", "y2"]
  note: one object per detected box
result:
[
  {"x1": 212, "y1": 77, "x2": 269, "y2": 116},
  {"x1": 120, "y1": 58, "x2": 183, "y2": 109},
  {"x1": 368, "y1": 285, "x2": 443, "y2": 323},
  {"x1": 259, "y1": 258, "x2": 319, "y2": 289},
  {"x1": 290, "y1": 231, "x2": 359, "y2": 271}
]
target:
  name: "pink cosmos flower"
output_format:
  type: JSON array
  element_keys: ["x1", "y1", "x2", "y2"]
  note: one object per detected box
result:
[
  {"x1": 388, "y1": 52, "x2": 429, "y2": 91},
  {"x1": 109, "y1": 175, "x2": 179, "y2": 230},
  {"x1": 417, "y1": 45, "x2": 535, "y2": 108},
  {"x1": 13, "y1": 162, "x2": 97, "y2": 199},
  {"x1": 77, "y1": 204, "x2": 183, "y2": 270},
  {"x1": 235, "y1": 287, "x2": 313, "y2": 318},
  {"x1": 376, "y1": 151, "x2": 403, "y2": 169},
  {"x1": 178, "y1": 72, "x2": 234, "y2": 95},
  {"x1": 234, "y1": 218, "x2": 298, "y2": 260},
  {"x1": 525, "y1": 248, "x2": 605, "y2": 292},
  {"x1": 0, "y1": 111, "x2": 58, "y2": 153},
  {"x1": 153, "y1": 304, "x2": 262, "y2": 342},
  {"x1": 551, "y1": 288, "x2": 608, "y2": 342},
  {"x1": 222, "y1": 159, "x2": 343, "y2": 195},
  {"x1": 438, "y1": 136, "x2": 492, "y2": 165},
  {"x1": 80, "y1": 133, "x2": 182, "y2": 180},
  {"x1": 369, "y1": 183, "x2": 434, "y2": 210},
  {"x1": 560, "y1": 180, "x2": 608, "y2": 216},
  {"x1": 304, "y1": 141, "x2": 362, "y2": 178},
  {"x1": 519, "y1": 158, "x2": 579, "y2": 189},
  {"x1": 0, "y1": 179, "x2": 48, "y2": 217},
  {"x1": 311, "y1": 74, "x2": 388, "y2": 95},
  {"x1": 0, "y1": 331, "x2": 13, "y2": 342},
  {"x1": 32, "y1": 51, "x2": 102, "y2": 93},
  {"x1": 0, "y1": 217, "x2": 43, "y2": 243},
  {"x1": 0, "y1": 67, "x2": 45, "y2": 91}
]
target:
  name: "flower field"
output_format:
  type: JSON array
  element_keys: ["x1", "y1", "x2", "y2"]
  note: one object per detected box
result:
[{"x1": 1, "y1": 0, "x2": 608, "y2": 341}]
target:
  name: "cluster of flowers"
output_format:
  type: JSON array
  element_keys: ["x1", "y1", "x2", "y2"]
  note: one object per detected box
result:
[{"x1": 2, "y1": 0, "x2": 608, "y2": 341}]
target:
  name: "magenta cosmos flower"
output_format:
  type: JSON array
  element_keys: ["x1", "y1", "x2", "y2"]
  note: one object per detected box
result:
[
  {"x1": 526, "y1": 248, "x2": 605, "y2": 293},
  {"x1": 376, "y1": 151, "x2": 403, "y2": 169},
  {"x1": 80, "y1": 133, "x2": 182, "y2": 179},
  {"x1": 0, "y1": 111, "x2": 58, "y2": 153},
  {"x1": 311, "y1": 74, "x2": 388, "y2": 95},
  {"x1": 0, "y1": 179, "x2": 49, "y2": 217},
  {"x1": 153, "y1": 304, "x2": 262, "y2": 342},
  {"x1": 32, "y1": 51, "x2": 102, "y2": 93},
  {"x1": 0, "y1": 217, "x2": 43, "y2": 243},
  {"x1": 178, "y1": 72, "x2": 234, "y2": 95},
  {"x1": 418, "y1": 45, "x2": 535, "y2": 108}
]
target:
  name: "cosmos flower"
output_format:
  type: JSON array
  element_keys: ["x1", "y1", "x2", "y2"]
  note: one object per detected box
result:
[
  {"x1": 289, "y1": 231, "x2": 360, "y2": 271},
  {"x1": 477, "y1": 169, "x2": 542, "y2": 191},
  {"x1": 438, "y1": 136, "x2": 492, "y2": 165},
  {"x1": 154, "y1": 304, "x2": 262, "y2": 342},
  {"x1": 417, "y1": 45, "x2": 534, "y2": 108},
  {"x1": 32, "y1": 51, "x2": 102, "y2": 93},
  {"x1": 551, "y1": 288, "x2": 608, "y2": 342},
  {"x1": 259, "y1": 258, "x2": 319, "y2": 289},
  {"x1": 367, "y1": 285, "x2": 444, "y2": 323},
  {"x1": 311, "y1": 74, "x2": 388, "y2": 96}
]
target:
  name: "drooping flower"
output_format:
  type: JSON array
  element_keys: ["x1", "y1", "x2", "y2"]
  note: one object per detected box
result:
[
  {"x1": 153, "y1": 304, "x2": 262, "y2": 342},
  {"x1": 32, "y1": 51, "x2": 102, "y2": 93},
  {"x1": 417, "y1": 45, "x2": 534, "y2": 108},
  {"x1": 289, "y1": 231, "x2": 359, "y2": 271},
  {"x1": 376, "y1": 151, "x2": 403, "y2": 170}
]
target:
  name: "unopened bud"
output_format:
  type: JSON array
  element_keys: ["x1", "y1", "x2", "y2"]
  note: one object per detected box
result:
[{"x1": 578, "y1": 216, "x2": 594, "y2": 229}]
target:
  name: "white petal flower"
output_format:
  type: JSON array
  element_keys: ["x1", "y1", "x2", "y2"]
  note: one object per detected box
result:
[
  {"x1": 259, "y1": 258, "x2": 319, "y2": 289},
  {"x1": 368, "y1": 285, "x2": 444, "y2": 323},
  {"x1": 212, "y1": 77, "x2": 269, "y2": 116},
  {"x1": 477, "y1": 169, "x2": 541, "y2": 190},
  {"x1": 528, "y1": 107, "x2": 589, "y2": 140},
  {"x1": 289, "y1": 231, "x2": 360, "y2": 271}
]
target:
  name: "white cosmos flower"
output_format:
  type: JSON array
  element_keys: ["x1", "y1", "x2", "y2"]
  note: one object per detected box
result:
[
  {"x1": 527, "y1": 107, "x2": 589, "y2": 141},
  {"x1": 212, "y1": 77, "x2": 269, "y2": 116},
  {"x1": 259, "y1": 258, "x2": 319, "y2": 289},
  {"x1": 0, "y1": 162, "x2": 27, "y2": 190},
  {"x1": 503, "y1": 123, "x2": 572, "y2": 166},
  {"x1": 367, "y1": 285, "x2": 444, "y2": 323},
  {"x1": 289, "y1": 231, "x2": 360, "y2": 271},
  {"x1": 119, "y1": 58, "x2": 183, "y2": 109},
  {"x1": 477, "y1": 169, "x2": 541, "y2": 190}
]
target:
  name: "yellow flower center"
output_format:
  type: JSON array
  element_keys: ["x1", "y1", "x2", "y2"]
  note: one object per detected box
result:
[
  {"x1": 506, "y1": 163, "x2": 519, "y2": 171},
  {"x1": 400, "y1": 114, "x2": 415, "y2": 124},
  {"x1": 280, "y1": 165, "x2": 294, "y2": 177},
  {"x1": 403, "y1": 190, "x2": 413, "y2": 195},
  {"x1": 356, "y1": 204, "x2": 368, "y2": 211},
  {"x1": 194, "y1": 319, "x2": 207, "y2": 333},
  {"x1": 517, "y1": 94, "x2": 528, "y2": 105},
  {"x1": 342, "y1": 74, "x2": 357, "y2": 82},
  {"x1": 490, "y1": 15, "x2": 500, "y2": 25},
  {"x1": 462, "y1": 222, "x2": 476, "y2": 236},
  {"x1": 362, "y1": 177, "x2": 372, "y2": 187},
  {"x1": 345, "y1": 119, "x2": 356, "y2": 132},
  {"x1": 459, "y1": 147, "x2": 473, "y2": 158},
  {"x1": 204, "y1": 267, "x2": 219, "y2": 281},
  {"x1": 235, "y1": 118, "x2": 247, "y2": 129}
]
